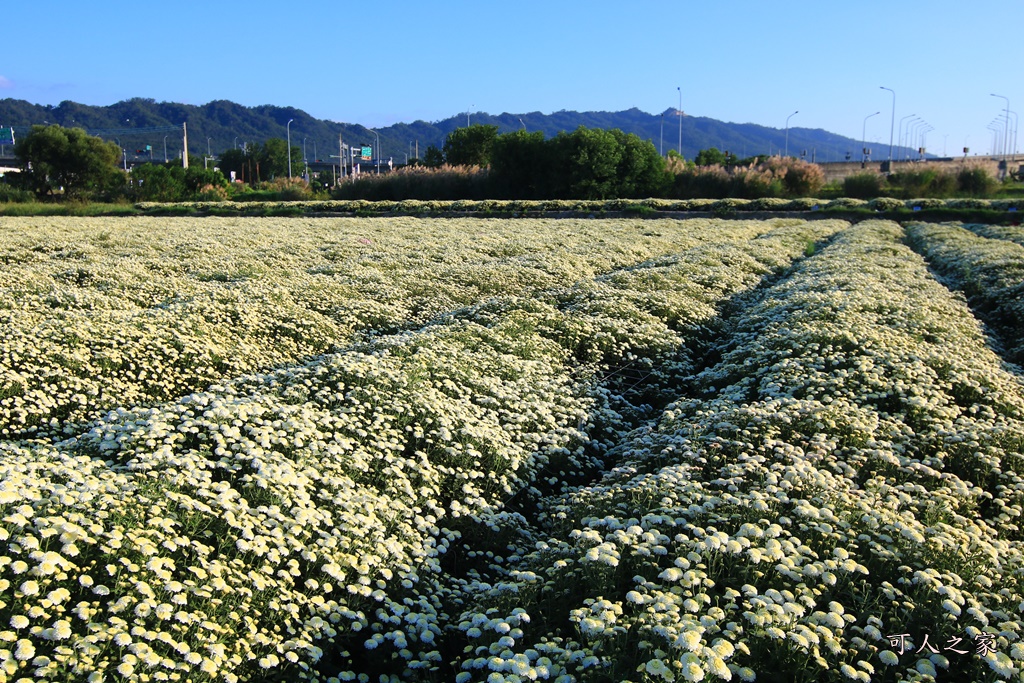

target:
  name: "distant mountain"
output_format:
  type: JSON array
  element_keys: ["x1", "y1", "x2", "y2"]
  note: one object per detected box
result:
[{"x1": 0, "y1": 98, "x2": 916, "y2": 164}]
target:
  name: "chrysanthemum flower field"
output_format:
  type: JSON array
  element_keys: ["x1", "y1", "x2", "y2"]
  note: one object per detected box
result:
[{"x1": 1, "y1": 216, "x2": 1023, "y2": 683}]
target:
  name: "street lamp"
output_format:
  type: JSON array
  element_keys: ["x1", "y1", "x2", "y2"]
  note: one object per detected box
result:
[
  {"x1": 519, "y1": 118, "x2": 527, "y2": 131},
  {"x1": 862, "y1": 111, "x2": 880, "y2": 163},
  {"x1": 286, "y1": 118, "x2": 294, "y2": 179},
  {"x1": 920, "y1": 126, "x2": 933, "y2": 158},
  {"x1": 784, "y1": 110, "x2": 798, "y2": 158},
  {"x1": 1008, "y1": 110, "x2": 1019, "y2": 156},
  {"x1": 659, "y1": 113, "x2": 664, "y2": 157},
  {"x1": 303, "y1": 137, "x2": 307, "y2": 163},
  {"x1": 992, "y1": 93, "x2": 1010, "y2": 158},
  {"x1": 880, "y1": 86, "x2": 895, "y2": 165},
  {"x1": 677, "y1": 87, "x2": 683, "y2": 157},
  {"x1": 987, "y1": 124, "x2": 1000, "y2": 155},
  {"x1": 163, "y1": 136, "x2": 168, "y2": 163},
  {"x1": 898, "y1": 115, "x2": 917, "y2": 160},
  {"x1": 369, "y1": 128, "x2": 381, "y2": 174}
]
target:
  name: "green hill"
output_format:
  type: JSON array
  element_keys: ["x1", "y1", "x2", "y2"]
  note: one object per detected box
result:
[{"x1": 0, "y1": 97, "x2": 913, "y2": 164}]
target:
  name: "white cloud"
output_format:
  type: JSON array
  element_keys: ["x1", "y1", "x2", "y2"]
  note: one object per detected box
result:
[{"x1": 0, "y1": 76, "x2": 12, "y2": 89}]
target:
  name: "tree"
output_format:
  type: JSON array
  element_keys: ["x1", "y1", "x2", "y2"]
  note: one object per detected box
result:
[
  {"x1": 422, "y1": 145, "x2": 444, "y2": 168},
  {"x1": 608, "y1": 129, "x2": 670, "y2": 197},
  {"x1": 130, "y1": 163, "x2": 228, "y2": 201},
  {"x1": 549, "y1": 127, "x2": 623, "y2": 199},
  {"x1": 261, "y1": 138, "x2": 302, "y2": 179},
  {"x1": 490, "y1": 130, "x2": 549, "y2": 198},
  {"x1": 695, "y1": 147, "x2": 729, "y2": 166},
  {"x1": 15, "y1": 124, "x2": 124, "y2": 199},
  {"x1": 217, "y1": 147, "x2": 248, "y2": 183},
  {"x1": 442, "y1": 124, "x2": 498, "y2": 166}
]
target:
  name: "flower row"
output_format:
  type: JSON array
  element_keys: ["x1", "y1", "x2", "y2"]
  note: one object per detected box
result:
[
  {"x1": 448, "y1": 221, "x2": 1024, "y2": 682},
  {"x1": 0, "y1": 215, "x2": 770, "y2": 438},
  {"x1": 0, "y1": 217, "x2": 838, "y2": 682},
  {"x1": 906, "y1": 221, "x2": 1024, "y2": 365}
]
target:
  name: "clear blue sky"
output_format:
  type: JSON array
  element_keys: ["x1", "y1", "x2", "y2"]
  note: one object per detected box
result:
[{"x1": 4, "y1": 0, "x2": 1019, "y2": 156}]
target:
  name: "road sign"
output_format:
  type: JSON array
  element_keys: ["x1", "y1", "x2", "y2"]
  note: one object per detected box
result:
[
  {"x1": 0, "y1": 128, "x2": 14, "y2": 146},
  {"x1": 361, "y1": 146, "x2": 372, "y2": 161}
]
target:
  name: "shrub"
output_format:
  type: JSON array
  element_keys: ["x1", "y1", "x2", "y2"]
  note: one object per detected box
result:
[
  {"x1": 0, "y1": 182, "x2": 34, "y2": 203},
  {"x1": 770, "y1": 157, "x2": 826, "y2": 197},
  {"x1": 957, "y1": 166, "x2": 998, "y2": 196},
  {"x1": 332, "y1": 165, "x2": 490, "y2": 201},
  {"x1": 843, "y1": 172, "x2": 885, "y2": 199},
  {"x1": 888, "y1": 165, "x2": 957, "y2": 198},
  {"x1": 261, "y1": 177, "x2": 313, "y2": 201},
  {"x1": 868, "y1": 197, "x2": 904, "y2": 211}
]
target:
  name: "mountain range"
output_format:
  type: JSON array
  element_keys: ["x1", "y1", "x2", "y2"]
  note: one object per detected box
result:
[{"x1": 0, "y1": 97, "x2": 916, "y2": 164}]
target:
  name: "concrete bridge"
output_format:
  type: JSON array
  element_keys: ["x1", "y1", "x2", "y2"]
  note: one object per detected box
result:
[{"x1": 819, "y1": 156, "x2": 1022, "y2": 183}]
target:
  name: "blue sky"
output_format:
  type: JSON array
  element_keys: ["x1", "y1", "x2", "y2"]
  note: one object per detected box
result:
[{"x1": 4, "y1": 1, "x2": 1019, "y2": 156}]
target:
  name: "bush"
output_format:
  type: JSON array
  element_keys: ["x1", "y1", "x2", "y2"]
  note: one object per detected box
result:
[
  {"x1": 260, "y1": 177, "x2": 313, "y2": 201},
  {"x1": 0, "y1": 182, "x2": 34, "y2": 203},
  {"x1": 888, "y1": 166, "x2": 957, "y2": 198},
  {"x1": 869, "y1": 197, "x2": 904, "y2": 211},
  {"x1": 332, "y1": 165, "x2": 490, "y2": 201},
  {"x1": 957, "y1": 166, "x2": 998, "y2": 196},
  {"x1": 843, "y1": 172, "x2": 884, "y2": 199}
]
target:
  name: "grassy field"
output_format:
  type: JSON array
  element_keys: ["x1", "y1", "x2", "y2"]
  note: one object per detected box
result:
[{"x1": 1, "y1": 216, "x2": 1023, "y2": 682}]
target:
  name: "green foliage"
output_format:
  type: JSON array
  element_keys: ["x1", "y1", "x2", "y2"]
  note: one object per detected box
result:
[
  {"x1": 608, "y1": 129, "x2": 672, "y2": 198},
  {"x1": 214, "y1": 140, "x2": 300, "y2": 184},
  {"x1": 888, "y1": 168, "x2": 956, "y2": 198},
  {"x1": 957, "y1": 166, "x2": 998, "y2": 196},
  {"x1": 15, "y1": 124, "x2": 125, "y2": 200},
  {"x1": 550, "y1": 127, "x2": 623, "y2": 199},
  {"x1": 332, "y1": 165, "x2": 490, "y2": 201},
  {"x1": 130, "y1": 163, "x2": 228, "y2": 202},
  {"x1": 422, "y1": 145, "x2": 444, "y2": 168},
  {"x1": 442, "y1": 124, "x2": 498, "y2": 166},
  {"x1": 541, "y1": 127, "x2": 668, "y2": 200},
  {"x1": 694, "y1": 147, "x2": 736, "y2": 166},
  {"x1": 489, "y1": 130, "x2": 549, "y2": 199},
  {"x1": 842, "y1": 172, "x2": 884, "y2": 199},
  {"x1": 0, "y1": 182, "x2": 34, "y2": 203}
]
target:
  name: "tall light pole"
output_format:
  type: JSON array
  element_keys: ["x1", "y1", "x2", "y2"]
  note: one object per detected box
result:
[
  {"x1": 988, "y1": 124, "x2": 1000, "y2": 155},
  {"x1": 898, "y1": 115, "x2": 917, "y2": 160},
  {"x1": 908, "y1": 120, "x2": 926, "y2": 159},
  {"x1": 677, "y1": 87, "x2": 682, "y2": 158},
  {"x1": 369, "y1": 128, "x2": 381, "y2": 174},
  {"x1": 163, "y1": 136, "x2": 168, "y2": 163},
  {"x1": 862, "y1": 111, "x2": 880, "y2": 163},
  {"x1": 784, "y1": 110, "x2": 798, "y2": 157},
  {"x1": 519, "y1": 118, "x2": 526, "y2": 131},
  {"x1": 880, "y1": 86, "x2": 895, "y2": 165},
  {"x1": 286, "y1": 118, "x2": 294, "y2": 179},
  {"x1": 992, "y1": 93, "x2": 1010, "y2": 158},
  {"x1": 1008, "y1": 110, "x2": 1018, "y2": 156},
  {"x1": 207, "y1": 137, "x2": 212, "y2": 156},
  {"x1": 920, "y1": 126, "x2": 933, "y2": 159}
]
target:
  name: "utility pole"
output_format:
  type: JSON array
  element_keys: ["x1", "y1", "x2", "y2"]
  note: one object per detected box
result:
[{"x1": 182, "y1": 122, "x2": 188, "y2": 169}]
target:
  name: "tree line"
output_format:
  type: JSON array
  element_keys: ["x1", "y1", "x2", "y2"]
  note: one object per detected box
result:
[{"x1": 3, "y1": 122, "x2": 847, "y2": 203}]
